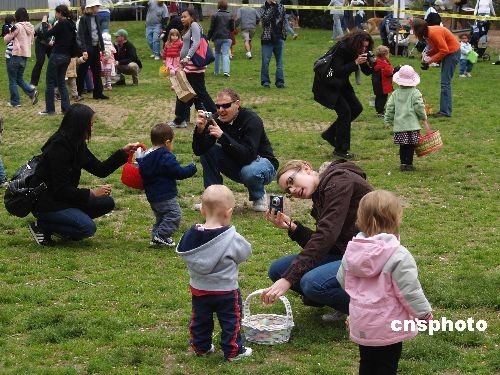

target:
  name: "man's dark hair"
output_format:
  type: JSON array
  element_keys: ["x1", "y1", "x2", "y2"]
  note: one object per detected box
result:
[{"x1": 151, "y1": 123, "x2": 174, "y2": 146}]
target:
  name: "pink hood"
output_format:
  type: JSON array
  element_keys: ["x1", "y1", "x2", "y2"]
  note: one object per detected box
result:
[{"x1": 341, "y1": 233, "x2": 431, "y2": 346}]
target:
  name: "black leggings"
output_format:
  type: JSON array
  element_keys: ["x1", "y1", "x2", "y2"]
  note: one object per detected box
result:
[
  {"x1": 322, "y1": 88, "x2": 363, "y2": 154},
  {"x1": 359, "y1": 342, "x2": 402, "y2": 375},
  {"x1": 399, "y1": 144, "x2": 415, "y2": 165},
  {"x1": 375, "y1": 94, "x2": 388, "y2": 114}
]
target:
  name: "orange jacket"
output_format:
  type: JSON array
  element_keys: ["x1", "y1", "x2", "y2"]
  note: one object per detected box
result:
[{"x1": 426, "y1": 26, "x2": 460, "y2": 63}]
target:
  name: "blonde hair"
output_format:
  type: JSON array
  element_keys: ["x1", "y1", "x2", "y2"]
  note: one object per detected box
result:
[
  {"x1": 276, "y1": 160, "x2": 313, "y2": 183},
  {"x1": 375, "y1": 45, "x2": 390, "y2": 58},
  {"x1": 356, "y1": 190, "x2": 403, "y2": 236},
  {"x1": 201, "y1": 185, "x2": 235, "y2": 215}
]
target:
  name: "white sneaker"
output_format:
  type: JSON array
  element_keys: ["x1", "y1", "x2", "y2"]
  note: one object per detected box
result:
[
  {"x1": 192, "y1": 203, "x2": 202, "y2": 211},
  {"x1": 150, "y1": 54, "x2": 155, "y2": 58},
  {"x1": 459, "y1": 74, "x2": 466, "y2": 78},
  {"x1": 228, "y1": 347, "x2": 252, "y2": 361},
  {"x1": 252, "y1": 194, "x2": 268, "y2": 212},
  {"x1": 246, "y1": 51, "x2": 252, "y2": 59},
  {"x1": 466, "y1": 72, "x2": 472, "y2": 77},
  {"x1": 167, "y1": 120, "x2": 188, "y2": 128},
  {"x1": 430, "y1": 62, "x2": 440, "y2": 67},
  {"x1": 321, "y1": 310, "x2": 347, "y2": 322},
  {"x1": 154, "y1": 55, "x2": 161, "y2": 60}
]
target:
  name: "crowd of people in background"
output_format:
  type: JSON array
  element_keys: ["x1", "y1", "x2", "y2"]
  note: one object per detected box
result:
[{"x1": 0, "y1": 0, "x2": 496, "y2": 368}]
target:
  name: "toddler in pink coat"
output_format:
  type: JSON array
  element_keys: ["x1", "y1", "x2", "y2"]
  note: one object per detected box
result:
[{"x1": 337, "y1": 190, "x2": 432, "y2": 375}]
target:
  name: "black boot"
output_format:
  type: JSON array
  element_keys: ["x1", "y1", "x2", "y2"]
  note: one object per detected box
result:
[{"x1": 321, "y1": 124, "x2": 336, "y2": 147}]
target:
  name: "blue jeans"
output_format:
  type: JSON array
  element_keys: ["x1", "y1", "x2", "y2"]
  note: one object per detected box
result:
[
  {"x1": 6, "y1": 56, "x2": 35, "y2": 106},
  {"x1": 268, "y1": 254, "x2": 350, "y2": 314},
  {"x1": 332, "y1": 14, "x2": 344, "y2": 39},
  {"x1": 439, "y1": 50, "x2": 460, "y2": 117},
  {"x1": 459, "y1": 58, "x2": 473, "y2": 74},
  {"x1": 261, "y1": 39, "x2": 285, "y2": 87},
  {"x1": 0, "y1": 156, "x2": 6, "y2": 183},
  {"x1": 190, "y1": 290, "x2": 244, "y2": 359},
  {"x1": 200, "y1": 145, "x2": 276, "y2": 201},
  {"x1": 285, "y1": 14, "x2": 296, "y2": 36},
  {"x1": 45, "y1": 53, "x2": 71, "y2": 113},
  {"x1": 149, "y1": 197, "x2": 181, "y2": 240},
  {"x1": 146, "y1": 24, "x2": 161, "y2": 57},
  {"x1": 33, "y1": 195, "x2": 115, "y2": 240},
  {"x1": 214, "y1": 39, "x2": 232, "y2": 75}
]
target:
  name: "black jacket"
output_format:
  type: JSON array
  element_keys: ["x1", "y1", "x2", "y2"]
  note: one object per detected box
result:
[
  {"x1": 312, "y1": 41, "x2": 373, "y2": 110},
  {"x1": 207, "y1": 10, "x2": 235, "y2": 40},
  {"x1": 42, "y1": 18, "x2": 76, "y2": 56},
  {"x1": 76, "y1": 14, "x2": 104, "y2": 53},
  {"x1": 32, "y1": 133, "x2": 128, "y2": 213},
  {"x1": 192, "y1": 108, "x2": 279, "y2": 170},
  {"x1": 114, "y1": 40, "x2": 143, "y2": 69}
]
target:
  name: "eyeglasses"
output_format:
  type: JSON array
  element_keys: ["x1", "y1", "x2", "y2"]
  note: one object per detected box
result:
[
  {"x1": 284, "y1": 168, "x2": 301, "y2": 197},
  {"x1": 215, "y1": 101, "x2": 235, "y2": 109}
]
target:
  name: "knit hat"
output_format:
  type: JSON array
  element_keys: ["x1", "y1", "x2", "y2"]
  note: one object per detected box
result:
[
  {"x1": 113, "y1": 29, "x2": 128, "y2": 38},
  {"x1": 433, "y1": 0, "x2": 445, "y2": 10},
  {"x1": 85, "y1": 0, "x2": 102, "y2": 8},
  {"x1": 393, "y1": 65, "x2": 420, "y2": 86}
]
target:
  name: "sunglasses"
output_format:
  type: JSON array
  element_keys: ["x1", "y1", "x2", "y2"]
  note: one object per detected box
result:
[
  {"x1": 285, "y1": 168, "x2": 301, "y2": 197},
  {"x1": 215, "y1": 101, "x2": 235, "y2": 109}
]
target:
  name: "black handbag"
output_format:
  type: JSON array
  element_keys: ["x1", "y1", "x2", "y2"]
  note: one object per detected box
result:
[
  {"x1": 4, "y1": 155, "x2": 47, "y2": 218},
  {"x1": 313, "y1": 44, "x2": 343, "y2": 87}
]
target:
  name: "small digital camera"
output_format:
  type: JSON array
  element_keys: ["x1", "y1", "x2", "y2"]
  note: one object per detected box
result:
[
  {"x1": 269, "y1": 194, "x2": 284, "y2": 213},
  {"x1": 366, "y1": 51, "x2": 376, "y2": 66},
  {"x1": 202, "y1": 111, "x2": 218, "y2": 122}
]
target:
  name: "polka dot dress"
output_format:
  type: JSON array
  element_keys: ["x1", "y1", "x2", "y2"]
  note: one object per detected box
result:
[{"x1": 394, "y1": 130, "x2": 420, "y2": 145}]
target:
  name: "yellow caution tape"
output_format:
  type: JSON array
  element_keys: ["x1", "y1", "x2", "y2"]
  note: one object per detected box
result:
[{"x1": 1, "y1": 1, "x2": 498, "y2": 21}]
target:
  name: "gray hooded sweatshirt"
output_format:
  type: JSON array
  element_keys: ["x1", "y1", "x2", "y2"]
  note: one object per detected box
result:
[{"x1": 176, "y1": 226, "x2": 252, "y2": 291}]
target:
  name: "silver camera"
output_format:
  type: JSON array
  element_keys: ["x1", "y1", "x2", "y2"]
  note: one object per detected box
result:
[
  {"x1": 269, "y1": 194, "x2": 284, "y2": 213},
  {"x1": 202, "y1": 111, "x2": 218, "y2": 122}
]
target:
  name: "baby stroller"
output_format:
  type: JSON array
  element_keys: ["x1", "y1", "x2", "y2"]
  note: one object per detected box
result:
[
  {"x1": 470, "y1": 19, "x2": 491, "y2": 61},
  {"x1": 381, "y1": 16, "x2": 410, "y2": 56}
]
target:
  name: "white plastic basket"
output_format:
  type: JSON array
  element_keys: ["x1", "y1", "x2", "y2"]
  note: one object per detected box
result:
[{"x1": 242, "y1": 289, "x2": 294, "y2": 345}]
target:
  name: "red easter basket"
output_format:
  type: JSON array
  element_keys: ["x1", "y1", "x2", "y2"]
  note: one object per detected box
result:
[
  {"x1": 415, "y1": 121, "x2": 443, "y2": 157},
  {"x1": 121, "y1": 143, "x2": 147, "y2": 189}
]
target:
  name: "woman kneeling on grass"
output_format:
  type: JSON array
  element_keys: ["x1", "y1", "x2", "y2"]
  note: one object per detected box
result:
[
  {"x1": 28, "y1": 103, "x2": 139, "y2": 246},
  {"x1": 261, "y1": 159, "x2": 372, "y2": 322}
]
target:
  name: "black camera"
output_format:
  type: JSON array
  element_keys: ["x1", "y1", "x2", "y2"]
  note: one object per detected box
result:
[
  {"x1": 421, "y1": 63, "x2": 430, "y2": 70},
  {"x1": 269, "y1": 194, "x2": 284, "y2": 213},
  {"x1": 366, "y1": 51, "x2": 376, "y2": 66}
]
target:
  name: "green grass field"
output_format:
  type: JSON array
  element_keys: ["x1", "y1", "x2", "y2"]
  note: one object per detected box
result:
[{"x1": 0, "y1": 20, "x2": 498, "y2": 374}]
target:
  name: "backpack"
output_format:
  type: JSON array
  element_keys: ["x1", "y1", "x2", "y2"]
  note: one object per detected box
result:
[{"x1": 4, "y1": 155, "x2": 47, "y2": 217}]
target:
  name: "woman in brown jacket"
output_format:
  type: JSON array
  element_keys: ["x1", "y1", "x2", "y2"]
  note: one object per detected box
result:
[{"x1": 262, "y1": 159, "x2": 372, "y2": 321}]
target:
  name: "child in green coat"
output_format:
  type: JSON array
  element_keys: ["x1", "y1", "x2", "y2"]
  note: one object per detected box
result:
[{"x1": 384, "y1": 65, "x2": 427, "y2": 171}]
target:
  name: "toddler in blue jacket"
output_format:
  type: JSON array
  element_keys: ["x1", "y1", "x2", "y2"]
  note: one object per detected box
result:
[{"x1": 137, "y1": 123, "x2": 197, "y2": 247}]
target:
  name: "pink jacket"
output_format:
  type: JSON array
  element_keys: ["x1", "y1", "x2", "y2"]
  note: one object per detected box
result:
[
  {"x1": 337, "y1": 233, "x2": 432, "y2": 346},
  {"x1": 3, "y1": 22, "x2": 34, "y2": 58}
]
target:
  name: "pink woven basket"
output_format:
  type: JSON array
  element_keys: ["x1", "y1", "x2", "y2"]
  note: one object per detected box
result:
[{"x1": 415, "y1": 121, "x2": 443, "y2": 157}]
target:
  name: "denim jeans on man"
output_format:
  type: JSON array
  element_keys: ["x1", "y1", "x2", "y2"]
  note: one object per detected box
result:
[
  {"x1": 45, "y1": 53, "x2": 71, "y2": 113},
  {"x1": 146, "y1": 24, "x2": 162, "y2": 57},
  {"x1": 0, "y1": 156, "x2": 6, "y2": 184},
  {"x1": 459, "y1": 58, "x2": 473, "y2": 75},
  {"x1": 268, "y1": 254, "x2": 349, "y2": 314},
  {"x1": 439, "y1": 50, "x2": 460, "y2": 116},
  {"x1": 200, "y1": 145, "x2": 276, "y2": 201},
  {"x1": 214, "y1": 39, "x2": 232, "y2": 75},
  {"x1": 332, "y1": 14, "x2": 344, "y2": 39},
  {"x1": 33, "y1": 195, "x2": 114, "y2": 240},
  {"x1": 6, "y1": 56, "x2": 35, "y2": 106},
  {"x1": 150, "y1": 197, "x2": 181, "y2": 241},
  {"x1": 261, "y1": 39, "x2": 285, "y2": 87}
]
